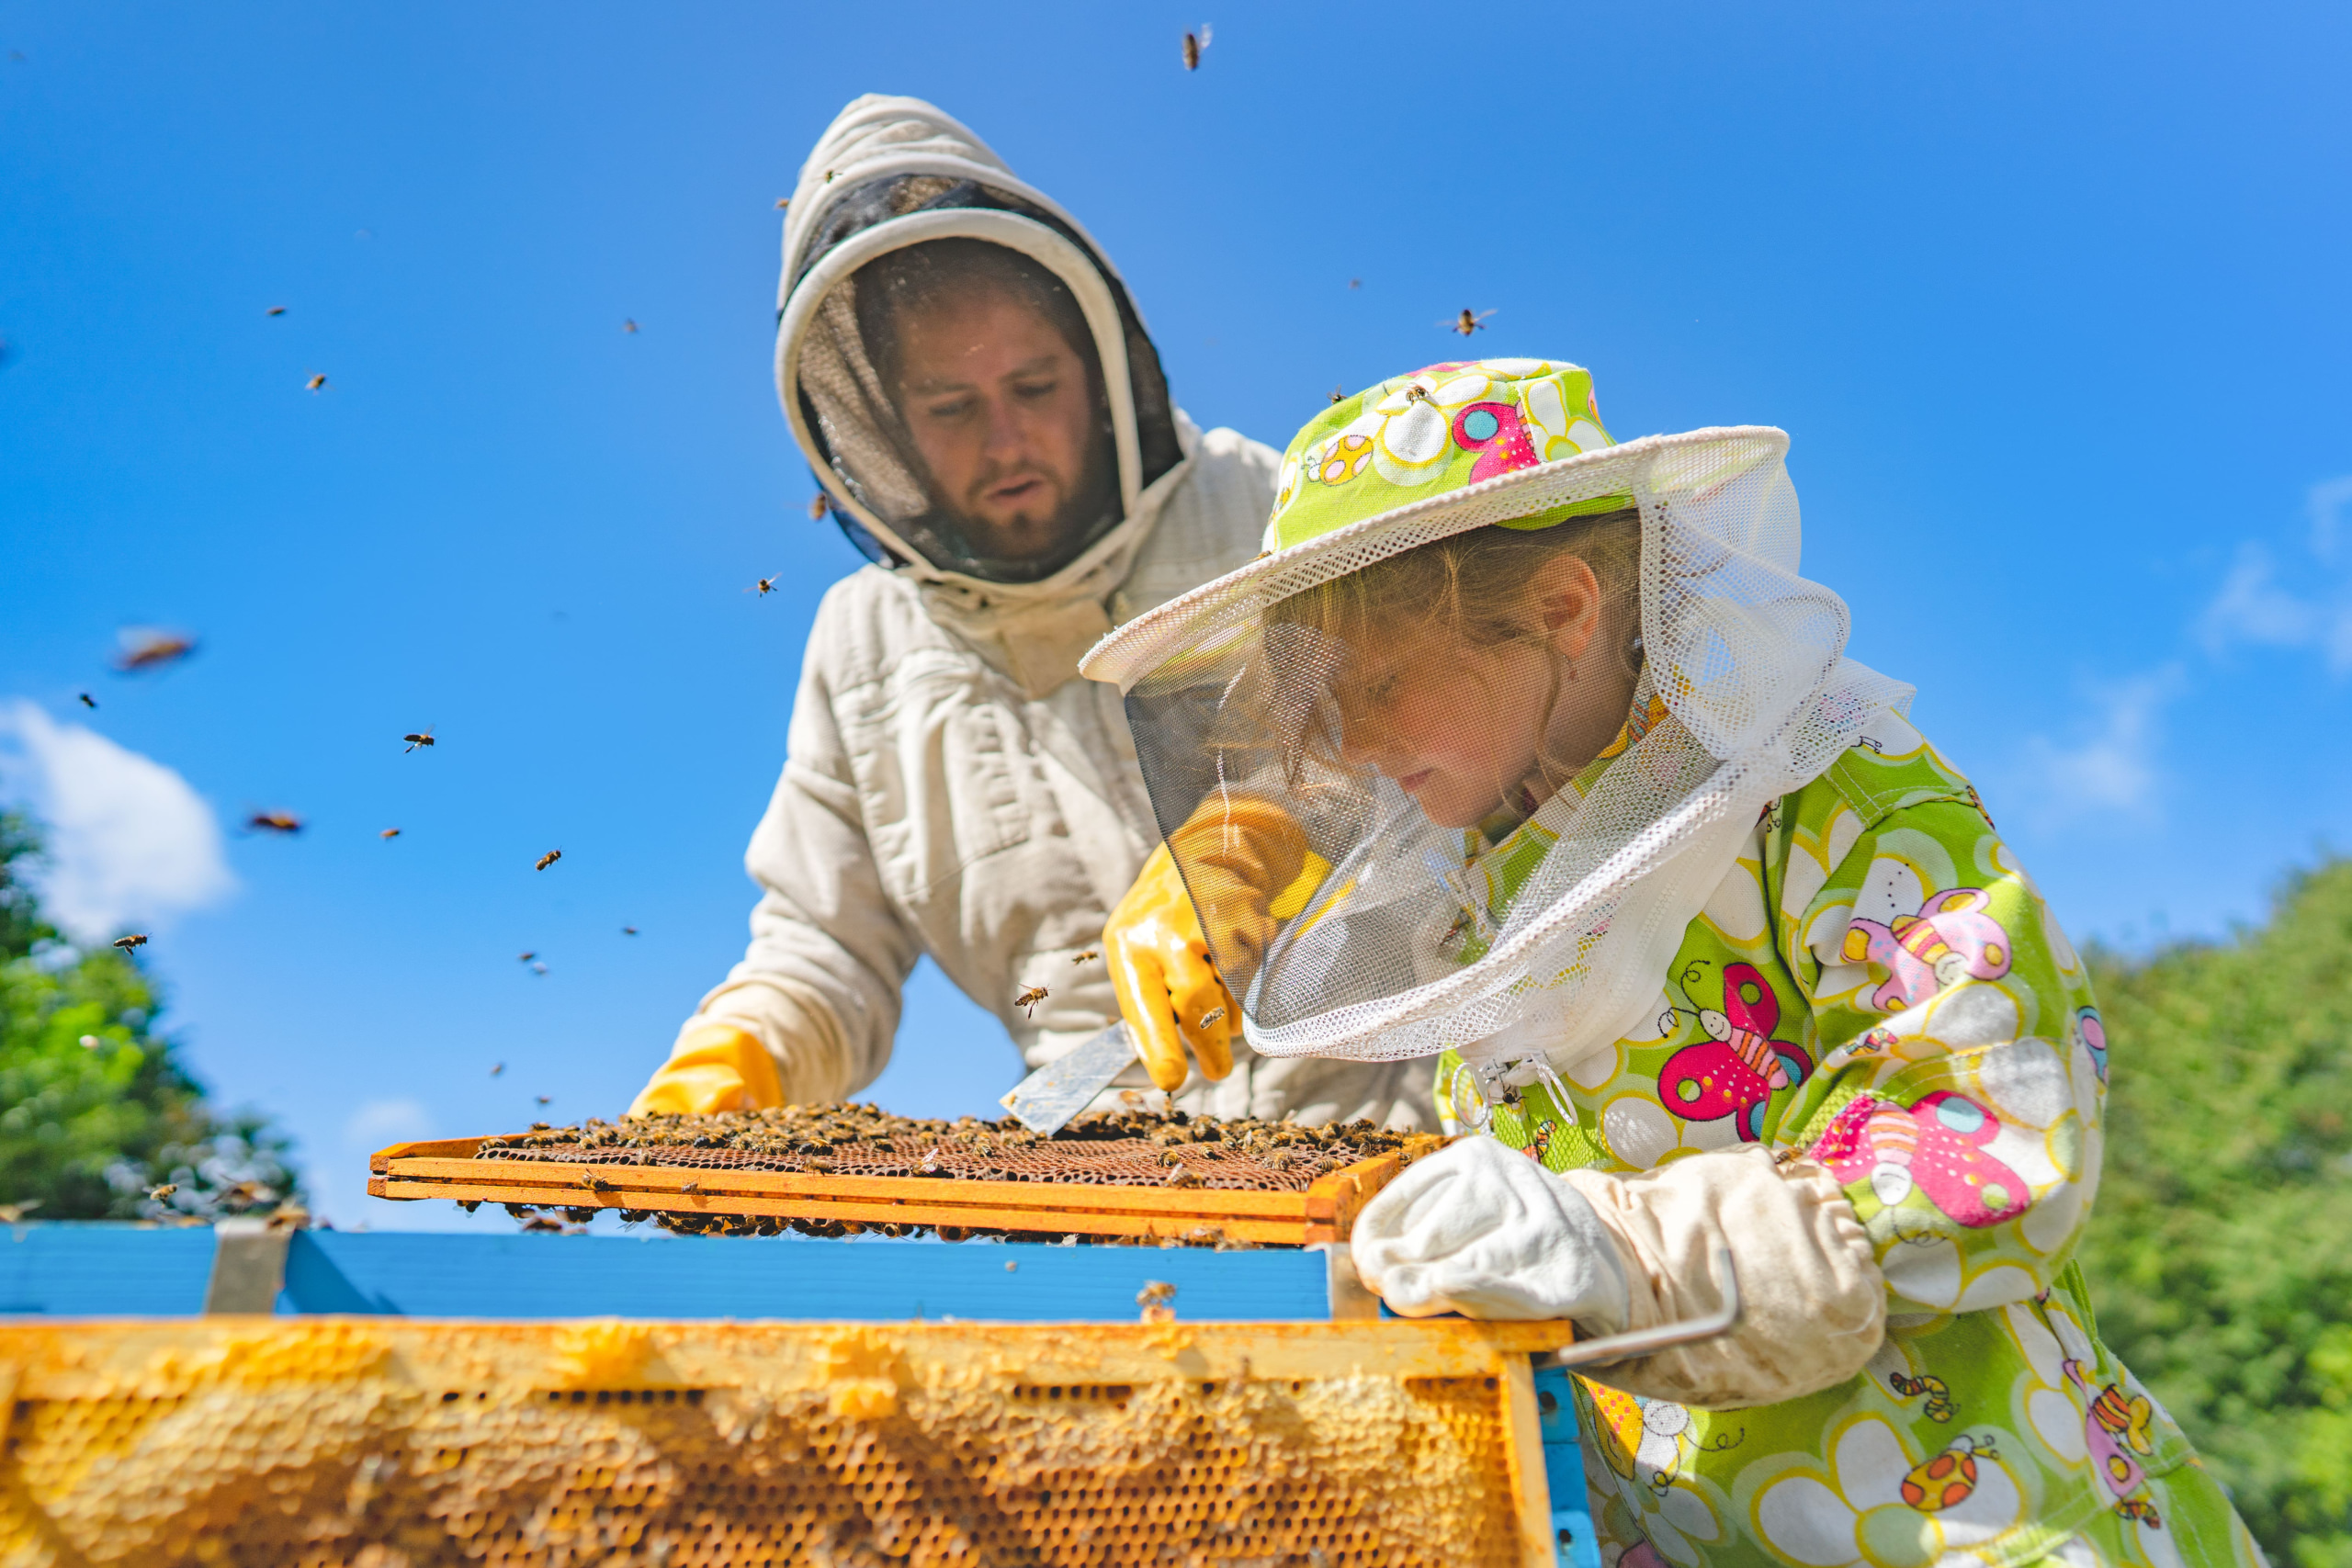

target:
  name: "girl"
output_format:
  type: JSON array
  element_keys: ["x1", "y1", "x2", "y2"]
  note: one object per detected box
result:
[{"x1": 1082, "y1": 359, "x2": 2260, "y2": 1568}]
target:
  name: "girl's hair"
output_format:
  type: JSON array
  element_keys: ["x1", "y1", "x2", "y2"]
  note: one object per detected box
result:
[{"x1": 1266, "y1": 506, "x2": 1643, "y2": 655}]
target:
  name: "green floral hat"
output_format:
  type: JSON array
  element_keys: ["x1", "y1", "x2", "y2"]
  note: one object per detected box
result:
[{"x1": 1263, "y1": 357, "x2": 1619, "y2": 552}]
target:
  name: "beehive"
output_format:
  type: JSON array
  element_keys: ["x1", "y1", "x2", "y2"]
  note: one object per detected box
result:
[
  {"x1": 371, "y1": 1108, "x2": 1442, "y2": 1246},
  {"x1": 0, "y1": 1316, "x2": 1565, "y2": 1565}
]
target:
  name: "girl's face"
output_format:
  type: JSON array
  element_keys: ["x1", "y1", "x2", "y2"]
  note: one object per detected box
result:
[{"x1": 1327, "y1": 555, "x2": 1634, "y2": 829}]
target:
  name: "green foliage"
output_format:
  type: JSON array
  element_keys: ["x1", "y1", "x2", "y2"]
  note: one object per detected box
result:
[
  {"x1": 2083, "y1": 858, "x2": 2352, "y2": 1568},
  {"x1": 0, "y1": 813, "x2": 299, "y2": 1221}
]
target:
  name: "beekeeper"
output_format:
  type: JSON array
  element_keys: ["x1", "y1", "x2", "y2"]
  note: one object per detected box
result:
[{"x1": 629, "y1": 96, "x2": 1436, "y2": 1129}]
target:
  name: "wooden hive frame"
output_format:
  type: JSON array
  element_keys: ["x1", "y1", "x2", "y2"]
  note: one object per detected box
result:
[{"x1": 370, "y1": 1134, "x2": 1442, "y2": 1246}]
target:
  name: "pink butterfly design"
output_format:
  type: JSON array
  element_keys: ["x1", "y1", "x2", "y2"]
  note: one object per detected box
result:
[
  {"x1": 1808, "y1": 1089, "x2": 2033, "y2": 1227},
  {"x1": 1657, "y1": 963, "x2": 1815, "y2": 1142}
]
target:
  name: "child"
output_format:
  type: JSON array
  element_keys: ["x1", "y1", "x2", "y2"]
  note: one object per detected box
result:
[{"x1": 1081, "y1": 360, "x2": 2260, "y2": 1568}]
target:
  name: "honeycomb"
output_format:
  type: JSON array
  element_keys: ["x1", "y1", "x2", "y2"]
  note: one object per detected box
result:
[
  {"x1": 374, "y1": 1107, "x2": 1435, "y2": 1245},
  {"x1": 0, "y1": 1317, "x2": 1562, "y2": 1566}
]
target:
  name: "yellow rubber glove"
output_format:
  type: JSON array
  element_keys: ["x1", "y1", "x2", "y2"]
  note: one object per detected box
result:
[
  {"x1": 1104, "y1": 798, "x2": 1329, "y2": 1092},
  {"x1": 627, "y1": 1023, "x2": 786, "y2": 1117}
]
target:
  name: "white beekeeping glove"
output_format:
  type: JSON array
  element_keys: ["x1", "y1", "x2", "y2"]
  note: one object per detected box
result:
[{"x1": 1351, "y1": 1134, "x2": 1631, "y2": 1330}]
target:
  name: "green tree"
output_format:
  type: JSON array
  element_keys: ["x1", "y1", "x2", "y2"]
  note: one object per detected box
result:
[
  {"x1": 2083, "y1": 859, "x2": 2352, "y2": 1568},
  {"x1": 0, "y1": 812, "x2": 299, "y2": 1221}
]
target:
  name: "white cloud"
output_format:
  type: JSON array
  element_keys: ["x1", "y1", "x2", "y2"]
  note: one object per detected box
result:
[
  {"x1": 0, "y1": 700, "x2": 236, "y2": 944},
  {"x1": 2013, "y1": 666, "x2": 2181, "y2": 828},
  {"x1": 342, "y1": 1097, "x2": 433, "y2": 1149},
  {"x1": 2197, "y1": 478, "x2": 2352, "y2": 676}
]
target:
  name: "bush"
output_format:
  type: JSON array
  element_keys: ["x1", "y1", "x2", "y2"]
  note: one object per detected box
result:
[
  {"x1": 2082, "y1": 859, "x2": 2352, "y2": 1568},
  {"x1": 0, "y1": 813, "x2": 299, "y2": 1221}
]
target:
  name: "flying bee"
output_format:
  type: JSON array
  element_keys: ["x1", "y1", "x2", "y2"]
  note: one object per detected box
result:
[
  {"x1": 775, "y1": 197, "x2": 790, "y2": 210},
  {"x1": 621, "y1": 925, "x2": 639, "y2": 935},
  {"x1": 1070, "y1": 949, "x2": 1100, "y2": 964},
  {"x1": 678, "y1": 1181, "x2": 702, "y2": 1194},
  {"x1": 807, "y1": 492, "x2": 830, "y2": 521},
  {"x1": 1137, "y1": 1279, "x2": 1178, "y2": 1323},
  {"x1": 1444, "y1": 308, "x2": 1498, "y2": 336},
  {"x1": 623, "y1": 318, "x2": 639, "y2": 333},
  {"x1": 1329, "y1": 386, "x2": 1344, "y2": 404},
  {"x1": 77, "y1": 692, "x2": 96, "y2": 708},
  {"x1": 749, "y1": 574, "x2": 780, "y2": 596},
  {"x1": 113, "y1": 627, "x2": 198, "y2": 672},
  {"x1": 0, "y1": 1201, "x2": 41, "y2": 1224},
  {"x1": 1890, "y1": 1370, "x2": 1955, "y2": 1423},
  {"x1": 266, "y1": 305, "x2": 287, "y2": 316},
  {"x1": 1180, "y1": 23, "x2": 1211, "y2": 69},
  {"x1": 1014, "y1": 985, "x2": 1048, "y2": 1018},
  {"x1": 536, "y1": 850, "x2": 561, "y2": 871},
  {"x1": 536, "y1": 1095, "x2": 553, "y2": 1106},
  {"x1": 380, "y1": 827, "x2": 401, "y2": 839},
  {"x1": 304, "y1": 372, "x2": 327, "y2": 391},
  {"x1": 113, "y1": 933, "x2": 148, "y2": 952},
  {"x1": 148, "y1": 1183, "x2": 177, "y2": 1202},
  {"x1": 402, "y1": 728, "x2": 435, "y2": 752},
  {"x1": 1348, "y1": 277, "x2": 1362, "y2": 290},
  {"x1": 517, "y1": 952, "x2": 536, "y2": 963},
  {"x1": 531, "y1": 962, "x2": 548, "y2": 976},
  {"x1": 490, "y1": 1062, "x2": 504, "y2": 1077},
  {"x1": 245, "y1": 810, "x2": 302, "y2": 834}
]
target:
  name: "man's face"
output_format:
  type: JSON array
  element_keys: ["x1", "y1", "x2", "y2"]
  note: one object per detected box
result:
[{"x1": 891, "y1": 287, "x2": 1101, "y2": 561}]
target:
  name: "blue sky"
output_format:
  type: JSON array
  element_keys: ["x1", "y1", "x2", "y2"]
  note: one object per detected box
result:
[{"x1": 3, "y1": 3, "x2": 2347, "y2": 1229}]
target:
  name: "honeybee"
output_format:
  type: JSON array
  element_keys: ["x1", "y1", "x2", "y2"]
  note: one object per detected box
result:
[
  {"x1": 622, "y1": 925, "x2": 639, "y2": 935},
  {"x1": 1349, "y1": 277, "x2": 1362, "y2": 290},
  {"x1": 1901, "y1": 1434, "x2": 1997, "y2": 1513},
  {"x1": 490, "y1": 1062, "x2": 504, "y2": 1077},
  {"x1": 1890, "y1": 1370, "x2": 1956, "y2": 1423},
  {"x1": 517, "y1": 952, "x2": 536, "y2": 963},
  {"x1": 246, "y1": 811, "x2": 302, "y2": 834},
  {"x1": 1181, "y1": 24, "x2": 1211, "y2": 69},
  {"x1": 536, "y1": 850, "x2": 562, "y2": 871},
  {"x1": 678, "y1": 1181, "x2": 703, "y2": 1194},
  {"x1": 1137, "y1": 1279, "x2": 1178, "y2": 1323},
  {"x1": 1329, "y1": 386, "x2": 1344, "y2": 404},
  {"x1": 380, "y1": 827, "x2": 401, "y2": 839},
  {"x1": 1197, "y1": 1006, "x2": 1227, "y2": 1029},
  {"x1": 808, "y1": 492, "x2": 830, "y2": 521},
  {"x1": 521, "y1": 1213, "x2": 564, "y2": 1234},
  {"x1": 536, "y1": 1095, "x2": 553, "y2": 1106},
  {"x1": 623, "y1": 319, "x2": 639, "y2": 333},
  {"x1": 113, "y1": 933, "x2": 148, "y2": 952},
  {"x1": 1445, "y1": 308, "x2": 1498, "y2": 336},
  {"x1": 114, "y1": 628, "x2": 198, "y2": 671},
  {"x1": 77, "y1": 692, "x2": 96, "y2": 708},
  {"x1": 775, "y1": 197, "x2": 790, "y2": 210},
  {"x1": 0, "y1": 1201, "x2": 42, "y2": 1224},
  {"x1": 749, "y1": 574, "x2": 780, "y2": 596},
  {"x1": 266, "y1": 306, "x2": 287, "y2": 316},
  {"x1": 1070, "y1": 949, "x2": 1100, "y2": 964},
  {"x1": 1014, "y1": 985, "x2": 1048, "y2": 1018},
  {"x1": 148, "y1": 1183, "x2": 177, "y2": 1201},
  {"x1": 402, "y1": 728, "x2": 435, "y2": 751},
  {"x1": 304, "y1": 372, "x2": 327, "y2": 391}
]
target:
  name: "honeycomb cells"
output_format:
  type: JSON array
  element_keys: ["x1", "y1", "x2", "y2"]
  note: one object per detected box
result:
[{"x1": 0, "y1": 1321, "x2": 1542, "y2": 1565}]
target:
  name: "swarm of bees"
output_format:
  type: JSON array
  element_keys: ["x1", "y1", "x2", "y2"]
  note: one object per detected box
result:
[
  {"x1": 1014, "y1": 984, "x2": 1048, "y2": 1018},
  {"x1": 1181, "y1": 24, "x2": 1212, "y2": 70},
  {"x1": 113, "y1": 933, "x2": 148, "y2": 953},
  {"x1": 535, "y1": 849, "x2": 561, "y2": 871},
  {"x1": 245, "y1": 811, "x2": 302, "y2": 835},
  {"x1": 1447, "y1": 308, "x2": 1498, "y2": 337}
]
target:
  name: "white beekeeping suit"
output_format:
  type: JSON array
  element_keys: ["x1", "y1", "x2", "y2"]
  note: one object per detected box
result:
[{"x1": 634, "y1": 96, "x2": 1436, "y2": 1129}]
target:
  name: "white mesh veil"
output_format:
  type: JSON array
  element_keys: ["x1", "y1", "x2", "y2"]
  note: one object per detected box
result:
[{"x1": 1088, "y1": 427, "x2": 1912, "y2": 1070}]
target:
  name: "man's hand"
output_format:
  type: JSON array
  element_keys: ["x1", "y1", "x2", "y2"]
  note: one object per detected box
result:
[
  {"x1": 628, "y1": 1024, "x2": 786, "y2": 1117},
  {"x1": 1103, "y1": 798, "x2": 1325, "y2": 1092}
]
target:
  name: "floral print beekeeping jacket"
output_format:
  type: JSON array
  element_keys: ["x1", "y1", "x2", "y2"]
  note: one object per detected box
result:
[{"x1": 1438, "y1": 709, "x2": 2263, "y2": 1568}]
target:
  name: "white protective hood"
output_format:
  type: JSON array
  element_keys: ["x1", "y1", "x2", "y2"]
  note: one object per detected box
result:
[{"x1": 776, "y1": 96, "x2": 1193, "y2": 693}]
